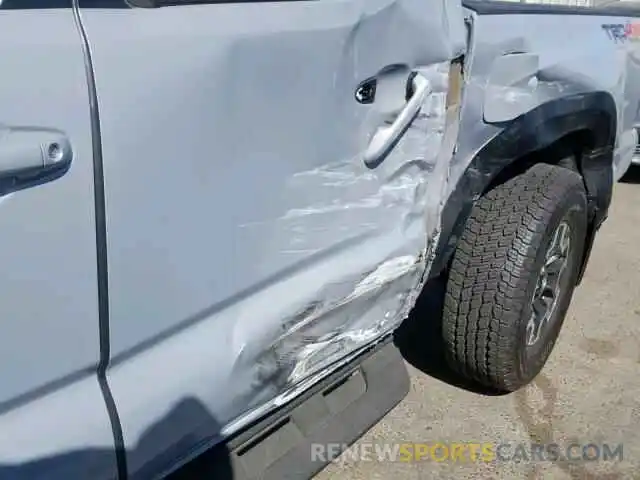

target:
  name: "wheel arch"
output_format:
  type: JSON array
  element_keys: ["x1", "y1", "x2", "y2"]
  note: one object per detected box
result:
[{"x1": 431, "y1": 91, "x2": 617, "y2": 283}]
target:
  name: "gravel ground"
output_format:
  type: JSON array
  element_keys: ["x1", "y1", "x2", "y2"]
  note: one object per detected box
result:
[{"x1": 314, "y1": 168, "x2": 640, "y2": 480}]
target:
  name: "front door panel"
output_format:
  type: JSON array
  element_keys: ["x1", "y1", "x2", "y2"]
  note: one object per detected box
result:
[
  {"x1": 0, "y1": 6, "x2": 116, "y2": 479},
  {"x1": 80, "y1": 0, "x2": 465, "y2": 474}
]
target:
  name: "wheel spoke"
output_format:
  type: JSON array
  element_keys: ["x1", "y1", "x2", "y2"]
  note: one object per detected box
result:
[
  {"x1": 526, "y1": 313, "x2": 539, "y2": 345},
  {"x1": 526, "y1": 220, "x2": 571, "y2": 348},
  {"x1": 545, "y1": 256, "x2": 564, "y2": 275},
  {"x1": 557, "y1": 222, "x2": 571, "y2": 254}
]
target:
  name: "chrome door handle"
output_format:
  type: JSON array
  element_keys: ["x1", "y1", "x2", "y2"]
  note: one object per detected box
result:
[
  {"x1": 0, "y1": 125, "x2": 72, "y2": 195},
  {"x1": 363, "y1": 73, "x2": 431, "y2": 168}
]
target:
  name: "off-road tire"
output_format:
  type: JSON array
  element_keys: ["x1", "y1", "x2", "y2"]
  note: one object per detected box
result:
[{"x1": 442, "y1": 163, "x2": 588, "y2": 392}]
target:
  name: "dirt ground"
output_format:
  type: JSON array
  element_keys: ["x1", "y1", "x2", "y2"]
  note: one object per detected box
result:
[{"x1": 315, "y1": 168, "x2": 640, "y2": 480}]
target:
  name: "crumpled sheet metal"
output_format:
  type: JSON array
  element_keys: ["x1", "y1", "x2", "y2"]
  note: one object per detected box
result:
[
  {"x1": 101, "y1": 0, "x2": 468, "y2": 461},
  {"x1": 224, "y1": 8, "x2": 640, "y2": 438},
  {"x1": 448, "y1": 12, "x2": 640, "y2": 190},
  {"x1": 224, "y1": 61, "x2": 455, "y2": 435}
]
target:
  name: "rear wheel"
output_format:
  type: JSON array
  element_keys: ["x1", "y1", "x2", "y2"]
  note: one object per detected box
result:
[{"x1": 442, "y1": 163, "x2": 588, "y2": 392}]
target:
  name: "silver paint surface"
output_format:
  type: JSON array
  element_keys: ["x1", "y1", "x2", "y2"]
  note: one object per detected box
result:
[
  {"x1": 0, "y1": 1, "x2": 639, "y2": 478},
  {"x1": 454, "y1": 7, "x2": 640, "y2": 185},
  {"x1": 0, "y1": 9, "x2": 117, "y2": 479},
  {"x1": 79, "y1": 0, "x2": 465, "y2": 470}
]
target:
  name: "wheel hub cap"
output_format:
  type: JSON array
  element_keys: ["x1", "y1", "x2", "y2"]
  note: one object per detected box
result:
[{"x1": 525, "y1": 221, "x2": 571, "y2": 347}]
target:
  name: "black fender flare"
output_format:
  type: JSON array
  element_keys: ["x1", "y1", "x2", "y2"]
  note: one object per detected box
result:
[{"x1": 430, "y1": 91, "x2": 617, "y2": 283}]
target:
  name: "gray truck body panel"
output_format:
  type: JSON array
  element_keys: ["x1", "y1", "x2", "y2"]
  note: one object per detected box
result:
[
  {"x1": 79, "y1": 1, "x2": 466, "y2": 475},
  {"x1": 0, "y1": 9, "x2": 117, "y2": 480},
  {"x1": 461, "y1": 1, "x2": 640, "y2": 183},
  {"x1": 0, "y1": 0, "x2": 637, "y2": 478}
]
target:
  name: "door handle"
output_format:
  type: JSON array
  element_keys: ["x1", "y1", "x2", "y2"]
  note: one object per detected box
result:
[
  {"x1": 363, "y1": 72, "x2": 431, "y2": 168},
  {"x1": 0, "y1": 126, "x2": 72, "y2": 196}
]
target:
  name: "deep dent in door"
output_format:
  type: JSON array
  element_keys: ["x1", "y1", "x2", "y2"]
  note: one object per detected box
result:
[
  {"x1": 224, "y1": 59, "x2": 462, "y2": 433},
  {"x1": 79, "y1": 0, "x2": 466, "y2": 468}
]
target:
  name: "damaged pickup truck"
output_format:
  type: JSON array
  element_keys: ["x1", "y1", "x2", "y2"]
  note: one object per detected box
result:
[{"x1": 0, "y1": 0, "x2": 639, "y2": 478}]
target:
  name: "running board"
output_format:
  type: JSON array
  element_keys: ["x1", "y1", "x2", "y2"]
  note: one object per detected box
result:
[{"x1": 170, "y1": 340, "x2": 410, "y2": 479}]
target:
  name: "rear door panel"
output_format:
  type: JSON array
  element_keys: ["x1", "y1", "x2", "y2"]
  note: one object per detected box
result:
[{"x1": 80, "y1": 0, "x2": 465, "y2": 473}]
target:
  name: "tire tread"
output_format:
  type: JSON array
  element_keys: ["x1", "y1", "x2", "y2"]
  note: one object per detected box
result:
[{"x1": 443, "y1": 163, "x2": 585, "y2": 391}]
